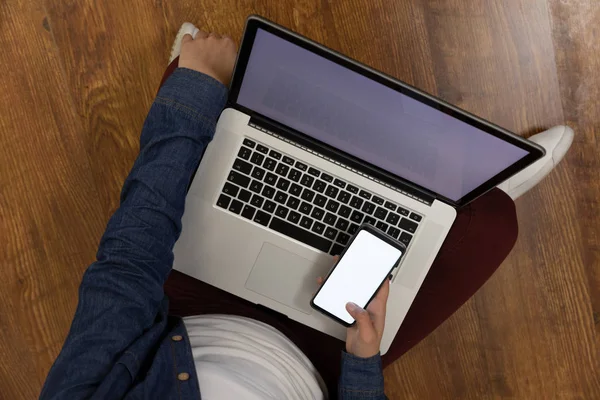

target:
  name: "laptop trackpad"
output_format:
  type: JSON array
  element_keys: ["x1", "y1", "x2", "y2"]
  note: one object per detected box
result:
[{"x1": 245, "y1": 243, "x2": 330, "y2": 315}]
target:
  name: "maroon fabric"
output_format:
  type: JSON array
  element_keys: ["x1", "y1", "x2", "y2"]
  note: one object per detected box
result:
[{"x1": 159, "y1": 58, "x2": 518, "y2": 394}]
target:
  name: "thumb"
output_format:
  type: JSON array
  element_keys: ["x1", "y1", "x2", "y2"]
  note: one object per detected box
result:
[
  {"x1": 346, "y1": 302, "x2": 375, "y2": 331},
  {"x1": 181, "y1": 34, "x2": 194, "y2": 45}
]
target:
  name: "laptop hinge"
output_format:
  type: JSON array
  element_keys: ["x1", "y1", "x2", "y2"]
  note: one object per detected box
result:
[{"x1": 248, "y1": 114, "x2": 436, "y2": 206}]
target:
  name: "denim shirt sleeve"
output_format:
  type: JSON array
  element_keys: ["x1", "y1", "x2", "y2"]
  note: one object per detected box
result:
[
  {"x1": 339, "y1": 352, "x2": 388, "y2": 400},
  {"x1": 40, "y1": 68, "x2": 227, "y2": 399}
]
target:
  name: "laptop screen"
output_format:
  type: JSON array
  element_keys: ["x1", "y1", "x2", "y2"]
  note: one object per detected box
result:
[{"x1": 236, "y1": 28, "x2": 530, "y2": 202}]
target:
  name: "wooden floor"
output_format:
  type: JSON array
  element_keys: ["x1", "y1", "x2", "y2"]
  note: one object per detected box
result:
[{"x1": 1, "y1": 0, "x2": 598, "y2": 398}]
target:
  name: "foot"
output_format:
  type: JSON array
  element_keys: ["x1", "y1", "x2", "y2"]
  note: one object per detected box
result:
[
  {"x1": 169, "y1": 22, "x2": 200, "y2": 63},
  {"x1": 498, "y1": 125, "x2": 574, "y2": 199}
]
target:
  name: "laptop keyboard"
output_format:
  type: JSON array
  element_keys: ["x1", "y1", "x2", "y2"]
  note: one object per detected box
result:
[{"x1": 216, "y1": 138, "x2": 422, "y2": 255}]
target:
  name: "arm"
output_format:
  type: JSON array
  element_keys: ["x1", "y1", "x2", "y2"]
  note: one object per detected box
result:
[
  {"x1": 339, "y1": 352, "x2": 387, "y2": 400},
  {"x1": 40, "y1": 35, "x2": 236, "y2": 398},
  {"x1": 338, "y1": 275, "x2": 391, "y2": 399}
]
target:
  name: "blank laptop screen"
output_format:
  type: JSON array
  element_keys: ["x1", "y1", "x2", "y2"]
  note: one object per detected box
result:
[{"x1": 237, "y1": 28, "x2": 529, "y2": 201}]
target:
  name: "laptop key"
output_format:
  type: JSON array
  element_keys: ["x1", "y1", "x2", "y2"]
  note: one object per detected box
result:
[
  {"x1": 216, "y1": 194, "x2": 231, "y2": 209},
  {"x1": 362, "y1": 202, "x2": 376, "y2": 215},
  {"x1": 372, "y1": 196, "x2": 384, "y2": 205},
  {"x1": 228, "y1": 199, "x2": 243, "y2": 214},
  {"x1": 337, "y1": 191, "x2": 351, "y2": 204},
  {"x1": 324, "y1": 212, "x2": 337, "y2": 226},
  {"x1": 333, "y1": 179, "x2": 346, "y2": 188},
  {"x1": 388, "y1": 227, "x2": 401, "y2": 239},
  {"x1": 253, "y1": 210, "x2": 271, "y2": 226},
  {"x1": 324, "y1": 227, "x2": 337, "y2": 240},
  {"x1": 263, "y1": 200, "x2": 276, "y2": 213},
  {"x1": 339, "y1": 205, "x2": 351, "y2": 218},
  {"x1": 308, "y1": 167, "x2": 320, "y2": 177},
  {"x1": 399, "y1": 231, "x2": 413, "y2": 246},
  {"x1": 286, "y1": 196, "x2": 300, "y2": 210},
  {"x1": 374, "y1": 207, "x2": 388, "y2": 220},
  {"x1": 300, "y1": 216, "x2": 313, "y2": 229},
  {"x1": 264, "y1": 171, "x2": 277, "y2": 185},
  {"x1": 238, "y1": 146, "x2": 252, "y2": 160},
  {"x1": 222, "y1": 182, "x2": 239, "y2": 197},
  {"x1": 330, "y1": 243, "x2": 345, "y2": 256},
  {"x1": 256, "y1": 144, "x2": 268, "y2": 154},
  {"x1": 269, "y1": 217, "x2": 333, "y2": 253},
  {"x1": 262, "y1": 186, "x2": 275, "y2": 199},
  {"x1": 314, "y1": 194, "x2": 327, "y2": 207},
  {"x1": 347, "y1": 184, "x2": 359, "y2": 194},
  {"x1": 312, "y1": 221, "x2": 325, "y2": 235},
  {"x1": 251, "y1": 166, "x2": 266, "y2": 180},
  {"x1": 287, "y1": 211, "x2": 301, "y2": 224},
  {"x1": 228, "y1": 170, "x2": 250, "y2": 188},
  {"x1": 376, "y1": 221, "x2": 389, "y2": 232},
  {"x1": 290, "y1": 183, "x2": 303, "y2": 197},
  {"x1": 275, "y1": 205, "x2": 289, "y2": 219},
  {"x1": 326, "y1": 199, "x2": 340, "y2": 213},
  {"x1": 241, "y1": 205, "x2": 256, "y2": 220},
  {"x1": 250, "y1": 194, "x2": 264, "y2": 208},
  {"x1": 233, "y1": 158, "x2": 253, "y2": 175},
  {"x1": 350, "y1": 196, "x2": 363, "y2": 209},
  {"x1": 364, "y1": 216, "x2": 376, "y2": 226},
  {"x1": 384, "y1": 201, "x2": 397, "y2": 211},
  {"x1": 275, "y1": 163, "x2": 290, "y2": 176},
  {"x1": 299, "y1": 202, "x2": 313, "y2": 215},
  {"x1": 238, "y1": 189, "x2": 252, "y2": 203},
  {"x1": 386, "y1": 213, "x2": 400, "y2": 225},
  {"x1": 276, "y1": 177, "x2": 290, "y2": 191},
  {"x1": 250, "y1": 152, "x2": 265, "y2": 165},
  {"x1": 410, "y1": 213, "x2": 422, "y2": 222},
  {"x1": 274, "y1": 191, "x2": 288, "y2": 204},
  {"x1": 348, "y1": 223, "x2": 359, "y2": 235},
  {"x1": 288, "y1": 169, "x2": 302, "y2": 182},
  {"x1": 335, "y1": 218, "x2": 349, "y2": 231},
  {"x1": 249, "y1": 180, "x2": 263, "y2": 194},
  {"x1": 313, "y1": 180, "x2": 327, "y2": 193},
  {"x1": 399, "y1": 218, "x2": 418, "y2": 233},
  {"x1": 301, "y1": 189, "x2": 315, "y2": 202},
  {"x1": 263, "y1": 158, "x2": 277, "y2": 171},
  {"x1": 311, "y1": 207, "x2": 325, "y2": 220},
  {"x1": 325, "y1": 185, "x2": 339, "y2": 198},
  {"x1": 359, "y1": 190, "x2": 371, "y2": 200},
  {"x1": 350, "y1": 210, "x2": 364, "y2": 223},
  {"x1": 282, "y1": 156, "x2": 294, "y2": 166},
  {"x1": 397, "y1": 206, "x2": 409, "y2": 216},
  {"x1": 336, "y1": 232, "x2": 350, "y2": 245},
  {"x1": 300, "y1": 174, "x2": 315, "y2": 187},
  {"x1": 321, "y1": 173, "x2": 333, "y2": 182},
  {"x1": 243, "y1": 138, "x2": 256, "y2": 148},
  {"x1": 269, "y1": 150, "x2": 281, "y2": 160},
  {"x1": 295, "y1": 161, "x2": 308, "y2": 171}
]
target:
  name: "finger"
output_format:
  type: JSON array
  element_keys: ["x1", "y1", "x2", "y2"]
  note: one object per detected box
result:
[
  {"x1": 181, "y1": 34, "x2": 194, "y2": 45},
  {"x1": 316, "y1": 276, "x2": 324, "y2": 285},
  {"x1": 346, "y1": 302, "x2": 375, "y2": 334},
  {"x1": 208, "y1": 32, "x2": 221, "y2": 39},
  {"x1": 195, "y1": 30, "x2": 209, "y2": 39},
  {"x1": 368, "y1": 279, "x2": 390, "y2": 334}
]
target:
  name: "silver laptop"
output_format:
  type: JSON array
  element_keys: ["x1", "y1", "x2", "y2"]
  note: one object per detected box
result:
[{"x1": 173, "y1": 16, "x2": 544, "y2": 354}]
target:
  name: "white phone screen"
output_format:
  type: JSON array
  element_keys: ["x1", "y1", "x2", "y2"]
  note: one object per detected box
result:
[{"x1": 313, "y1": 230, "x2": 403, "y2": 324}]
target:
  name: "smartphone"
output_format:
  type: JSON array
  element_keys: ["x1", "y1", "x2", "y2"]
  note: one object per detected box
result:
[{"x1": 311, "y1": 225, "x2": 406, "y2": 326}]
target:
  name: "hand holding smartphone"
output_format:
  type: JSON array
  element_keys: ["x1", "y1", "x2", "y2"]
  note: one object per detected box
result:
[
  {"x1": 311, "y1": 225, "x2": 405, "y2": 357},
  {"x1": 311, "y1": 225, "x2": 406, "y2": 326}
]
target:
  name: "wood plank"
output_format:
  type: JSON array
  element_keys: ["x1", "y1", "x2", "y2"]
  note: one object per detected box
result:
[
  {"x1": 0, "y1": 1, "x2": 105, "y2": 397},
  {"x1": 44, "y1": 0, "x2": 171, "y2": 217}
]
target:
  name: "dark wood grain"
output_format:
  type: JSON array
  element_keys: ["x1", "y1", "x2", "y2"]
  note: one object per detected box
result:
[{"x1": 0, "y1": 0, "x2": 598, "y2": 398}]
